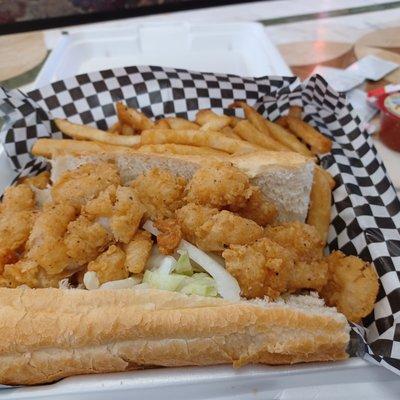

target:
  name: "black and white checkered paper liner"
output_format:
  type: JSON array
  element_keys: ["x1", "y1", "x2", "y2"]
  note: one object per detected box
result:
[{"x1": 1, "y1": 66, "x2": 400, "y2": 375}]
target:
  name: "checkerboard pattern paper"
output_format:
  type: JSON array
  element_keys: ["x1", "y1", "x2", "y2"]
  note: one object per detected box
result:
[{"x1": 1, "y1": 66, "x2": 400, "y2": 375}]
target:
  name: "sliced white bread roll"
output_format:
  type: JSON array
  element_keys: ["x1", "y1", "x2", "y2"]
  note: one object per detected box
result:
[
  {"x1": 50, "y1": 151, "x2": 315, "y2": 222},
  {"x1": 0, "y1": 288, "x2": 349, "y2": 385}
]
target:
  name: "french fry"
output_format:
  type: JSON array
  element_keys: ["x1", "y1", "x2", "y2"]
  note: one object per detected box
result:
[
  {"x1": 229, "y1": 102, "x2": 273, "y2": 138},
  {"x1": 137, "y1": 143, "x2": 228, "y2": 157},
  {"x1": 288, "y1": 106, "x2": 302, "y2": 118},
  {"x1": 116, "y1": 102, "x2": 154, "y2": 131},
  {"x1": 220, "y1": 126, "x2": 241, "y2": 140},
  {"x1": 286, "y1": 116, "x2": 332, "y2": 155},
  {"x1": 265, "y1": 120, "x2": 313, "y2": 157},
  {"x1": 317, "y1": 166, "x2": 336, "y2": 190},
  {"x1": 307, "y1": 167, "x2": 332, "y2": 243},
  {"x1": 121, "y1": 124, "x2": 134, "y2": 136},
  {"x1": 32, "y1": 138, "x2": 133, "y2": 158},
  {"x1": 233, "y1": 120, "x2": 290, "y2": 151},
  {"x1": 230, "y1": 102, "x2": 312, "y2": 157},
  {"x1": 196, "y1": 109, "x2": 231, "y2": 131},
  {"x1": 108, "y1": 121, "x2": 122, "y2": 134},
  {"x1": 155, "y1": 119, "x2": 171, "y2": 129},
  {"x1": 229, "y1": 116, "x2": 244, "y2": 128},
  {"x1": 54, "y1": 119, "x2": 141, "y2": 147},
  {"x1": 166, "y1": 117, "x2": 200, "y2": 130},
  {"x1": 141, "y1": 128, "x2": 261, "y2": 154},
  {"x1": 275, "y1": 116, "x2": 288, "y2": 128}
]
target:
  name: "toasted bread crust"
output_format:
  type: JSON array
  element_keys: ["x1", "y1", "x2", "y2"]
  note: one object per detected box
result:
[{"x1": 0, "y1": 288, "x2": 349, "y2": 385}]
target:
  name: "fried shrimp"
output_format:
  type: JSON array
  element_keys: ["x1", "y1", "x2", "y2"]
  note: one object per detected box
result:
[
  {"x1": 176, "y1": 203, "x2": 263, "y2": 251},
  {"x1": 124, "y1": 230, "x2": 152, "y2": 274},
  {"x1": 83, "y1": 185, "x2": 116, "y2": 218},
  {"x1": 131, "y1": 168, "x2": 186, "y2": 220},
  {"x1": 175, "y1": 203, "x2": 218, "y2": 245},
  {"x1": 110, "y1": 186, "x2": 145, "y2": 243},
  {"x1": 223, "y1": 237, "x2": 293, "y2": 299},
  {"x1": 65, "y1": 216, "x2": 112, "y2": 266},
  {"x1": 185, "y1": 161, "x2": 254, "y2": 209},
  {"x1": 154, "y1": 218, "x2": 182, "y2": 254},
  {"x1": 26, "y1": 203, "x2": 77, "y2": 274},
  {"x1": 87, "y1": 245, "x2": 128, "y2": 284},
  {"x1": 0, "y1": 185, "x2": 36, "y2": 266},
  {"x1": 264, "y1": 221, "x2": 324, "y2": 262},
  {"x1": 20, "y1": 171, "x2": 50, "y2": 189},
  {"x1": 231, "y1": 187, "x2": 278, "y2": 226},
  {"x1": 320, "y1": 251, "x2": 379, "y2": 322},
  {"x1": 51, "y1": 162, "x2": 121, "y2": 209}
]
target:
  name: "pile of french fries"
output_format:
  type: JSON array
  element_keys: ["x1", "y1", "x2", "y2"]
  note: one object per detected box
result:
[{"x1": 32, "y1": 101, "x2": 334, "y2": 243}]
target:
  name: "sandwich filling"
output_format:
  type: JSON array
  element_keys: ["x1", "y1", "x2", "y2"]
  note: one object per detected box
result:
[{"x1": 0, "y1": 159, "x2": 378, "y2": 323}]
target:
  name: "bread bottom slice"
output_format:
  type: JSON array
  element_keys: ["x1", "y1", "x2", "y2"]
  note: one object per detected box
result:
[{"x1": 0, "y1": 288, "x2": 349, "y2": 385}]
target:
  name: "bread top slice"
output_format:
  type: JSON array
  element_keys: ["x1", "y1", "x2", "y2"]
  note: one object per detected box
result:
[
  {"x1": 50, "y1": 150, "x2": 315, "y2": 222},
  {"x1": 0, "y1": 287, "x2": 349, "y2": 354}
]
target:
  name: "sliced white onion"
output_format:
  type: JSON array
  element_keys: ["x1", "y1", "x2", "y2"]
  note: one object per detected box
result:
[
  {"x1": 100, "y1": 276, "x2": 141, "y2": 290},
  {"x1": 146, "y1": 244, "x2": 171, "y2": 271},
  {"x1": 143, "y1": 221, "x2": 241, "y2": 301},
  {"x1": 83, "y1": 271, "x2": 100, "y2": 290},
  {"x1": 158, "y1": 256, "x2": 177, "y2": 275}
]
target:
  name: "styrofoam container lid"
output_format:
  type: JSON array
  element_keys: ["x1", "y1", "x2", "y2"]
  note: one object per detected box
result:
[{"x1": 34, "y1": 22, "x2": 292, "y2": 87}]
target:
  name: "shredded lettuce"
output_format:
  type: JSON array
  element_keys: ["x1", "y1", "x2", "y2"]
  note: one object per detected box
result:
[
  {"x1": 180, "y1": 273, "x2": 218, "y2": 297},
  {"x1": 174, "y1": 250, "x2": 194, "y2": 276},
  {"x1": 142, "y1": 220, "x2": 240, "y2": 301},
  {"x1": 143, "y1": 270, "x2": 187, "y2": 291}
]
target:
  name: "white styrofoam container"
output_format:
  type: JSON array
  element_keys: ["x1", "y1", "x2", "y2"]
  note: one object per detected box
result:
[
  {"x1": 1, "y1": 22, "x2": 400, "y2": 398},
  {"x1": 34, "y1": 22, "x2": 292, "y2": 87},
  {"x1": 1, "y1": 359, "x2": 400, "y2": 399}
]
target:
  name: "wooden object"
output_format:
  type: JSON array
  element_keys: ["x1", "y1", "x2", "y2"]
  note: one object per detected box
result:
[
  {"x1": 278, "y1": 41, "x2": 355, "y2": 80},
  {"x1": 0, "y1": 32, "x2": 47, "y2": 82}
]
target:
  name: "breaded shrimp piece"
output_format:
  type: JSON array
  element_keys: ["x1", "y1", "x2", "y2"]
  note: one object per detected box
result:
[
  {"x1": 124, "y1": 230, "x2": 153, "y2": 273},
  {"x1": 2, "y1": 184, "x2": 35, "y2": 212},
  {"x1": 51, "y1": 162, "x2": 121, "y2": 209},
  {"x1": 0, "y1": 210, "x2": 35, "y2": 252},
  {"x1": 83, "y1": 185, "x2": 116, "y2": 218},
  {"x1": 110, "y1": 186, "x2": 145, "y2": 243},
  {"x1": 197, "y1": 211, "x2": 264, "y2": 251},
  {"x1": 65, "y1": 216, "x2": 112, "y2": 266},
  {"x1": 0, "y1": 259, "x2": 73, "y2": 288},
  {"x1": 131, "y1": 168, "x2": 186, "y2": 220},
  {"x1": 287, "y1": 260, "x2": 328, "y2": 292},
  {"x1": 320, "y1": 251, "x2": 379, "y2": 322},
  {"x1": 231, "y1": 187, "x2": 278, "y2": 226},
  {"x1": 19, "y1": 171, "x2": 50, "y2": 189},
  {"x1": 154, "y1": 218, "x2": 182, "y2": 255},
  {"x1": 87, "y1": 245, "x2": 128, "y2": 284},
  {"x1": 175, "y1": 203, "x2": 218, "y2": 245},
  {"x1": 185, "y1": 161, "x2": 253, "y2": 209},
  {"x1": 264, "y1": 221, "x2": 324, "y2": 262},
  {"x1": 26, "y1": 203, "x2": 77, "y2": 274},
  {"x1": 0, "y1": 184, "x2": 36, "y2": 254},
  {"x1": 0, "y1": 249, "x2": 18, "y2": 275},
  {"x1": 223, "y1": 237, "x2": 293, "y2": 299},
  {"x1": 177, "y1": 203, "x2": 263, "y2": 251}
]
